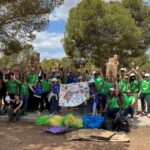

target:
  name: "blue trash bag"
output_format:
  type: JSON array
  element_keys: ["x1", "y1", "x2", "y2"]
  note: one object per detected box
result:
[{"x1": 82, "y1": 116, "x2": 104, "y2": 129}]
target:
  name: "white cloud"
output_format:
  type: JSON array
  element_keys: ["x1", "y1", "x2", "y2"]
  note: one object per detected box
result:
[
  {"x1": 40, "y1": 51, "x2": 66, "y2": 60},
  {"x1": 32, "y1": 31, "x2": 64, "y2": 50},
  {"x1": 50, "y1": 0, "x2": 81, "y2": 22}
]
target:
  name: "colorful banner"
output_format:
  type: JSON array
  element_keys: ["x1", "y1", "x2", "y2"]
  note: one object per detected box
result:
[{"x1": 59, "y1": 82, "x2": 89, "y2": 107}]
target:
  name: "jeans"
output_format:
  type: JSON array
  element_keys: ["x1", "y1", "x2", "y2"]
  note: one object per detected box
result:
[
  {"x1": 145, "y1": 94, "x2": 150, "y2": 114},
  {"x1": 121, "y1": 106, "x2": 134, "y2": 118},
  {"x1": 8, "y1": 108, "x2": 21, "y2": 121},
  {"x1": 92, "y1": 102, "x2": 97, "y2": 116},
  {"x1": 20, "y1": 95, "x2": 29, "y2": 111},
  {"x1": 87, "y1": 99, "x2": 93, "y2": 114},
  {"x1": 49, "y1": 96, "x2": 58, "y2": 114},
  {"x1": 105, "y1": 108, "x2": 120, "y2": 119},
  {"x1": 140, "y1": 92, "x2": 146, "y2": 112}
]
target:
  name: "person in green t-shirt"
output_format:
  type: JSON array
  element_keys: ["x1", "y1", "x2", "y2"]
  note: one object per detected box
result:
[
  {"x1": 121, "y1": 89, "x2": 136, "y2": 120},
  {"x1": 104, "y1": 87, "x2": 120, "y2": 119},
  {"x1": 129, "y1": 73, "x2": 139, "y2": 114},
  {"x1": 5, "y1": 73, "x2": 19, "y2": 99},
  {"x1": 19, "y1": 76, "x2": 32, "y2": 113},
  {"x1": 27, "y1": 66, "x2": 38, "y2": 110},
  {"x1": 27, "y1": 67, "x2": 38, "y2": 86},
  {"x1": 40, "y1": 73, "x2": 50, "y2": 110},
  {"x1": 139, "y1": 73, "x2": 150, "y2": 117},
  {"x1": 118, "y1": 76, "x2": 130, "y2": 94}
]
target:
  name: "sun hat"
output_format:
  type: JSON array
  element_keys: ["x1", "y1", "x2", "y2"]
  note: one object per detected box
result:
[
  {"x1": 88, "y1": 79, "x2": 95, "y2": 83},
  {"x1": 145, "y1": 73, "x2": 150, "y2": 77},
  {"x1": 51, "y1": 78, "x2": 58, "y2": 82}
]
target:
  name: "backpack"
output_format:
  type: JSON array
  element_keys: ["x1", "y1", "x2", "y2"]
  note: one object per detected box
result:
[
  {"x1": 114, "y1": 116, "x2": 129, "y2": 132},
  {"x1": 102, "y1": 117, "x2": 116, "y2": 131}
]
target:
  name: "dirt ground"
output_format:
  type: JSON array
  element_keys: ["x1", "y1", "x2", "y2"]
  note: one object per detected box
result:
[{"x1": 0, "y1": 122, "x2": 149, "y2": 150}]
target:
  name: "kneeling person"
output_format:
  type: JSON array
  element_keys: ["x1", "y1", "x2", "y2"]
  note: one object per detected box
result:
[
  {"x1": 8, "y1": 95, "x2": 23, "y2": 122},
  {"x1": 104, "y1": 88, "x2": 120, "y2": 119},
  {"x1": 121, "y1": 89, "x2": 135, "y2": 120}
]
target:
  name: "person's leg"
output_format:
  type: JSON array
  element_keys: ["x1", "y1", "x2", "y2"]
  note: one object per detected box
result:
[
  {"x1": 8, "y1": 108, "x2": 14, "y2": 121},
  {"x1": 28, "y1": 89, "x2": 34, "y2": 111},
  {"x1": 24, "y1": 96, "x2": 29, "y2": 111},
  {"x1": 121, "y1": 108, "x2": 129, "y2": 117},
  {"x1": 92, "y1": 102, "x2": 97, "y2": 116},
  {"x1": 128, "y1": 106, "x2": 134, "y2": 118},
  {"x1": 15, "y1": 109, "x2": 21, "y2": 121},
  {"x1": 133, "y1": 93, "x2": 138, "y2": 114},
  {"x1": 40, "y1": 93, "x2": 44, "y2": 111},
  {"x1": 140, "y1": 92, "x2": 146, "y2": 114},
  {"x1": 50, "y1": 96, "x2": 56, "y2": 114},
  {"x1": 87, "y1": 99, "x2": 93, "y2": 114},
  {"x1": 145, "y1": 94, "x2": 150, "y2": 117},
  {"x1": 107, "y1": 108, "x2": 120, "y2": 119},
  {"x1": 101, "y1": 93, "x2": 107, "y2": 111},
  {"x1": 79, "y1": 103, "x2": 84, "y2": 114},
  {"x1": 44, "y1": 92, "x2": 49, "y2": 110}
]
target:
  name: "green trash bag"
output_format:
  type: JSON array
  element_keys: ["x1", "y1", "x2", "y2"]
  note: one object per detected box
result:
[
  {"x1": 35, "y1": 115, "x2": 50, "y2": 126},
  {"x1": 70, "y1": 119, "x2": 83, "y2": 129}
]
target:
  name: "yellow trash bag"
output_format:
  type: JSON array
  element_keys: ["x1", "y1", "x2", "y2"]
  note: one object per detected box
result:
[
  {"x1": 45, "y1": 115, "x2": 63, "y2": 126},
  {"x1": 61, "y1": 113, "x2": 76, "y2": 126}
]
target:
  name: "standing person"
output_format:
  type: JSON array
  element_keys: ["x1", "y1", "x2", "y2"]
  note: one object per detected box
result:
[
  {"x1": 32, "y1": 81, "x2": 43, "y2": 115},
  {"x1": 139, "y1": 73, "x2": 150, "y2": 117},
  {"x1": 49, "y1": 78, "x2": 60, "y2": 114},
  {"x1": 129, "y1": 73, "x2": 139, "y2": 114},
  {"x1": 103, "y1": 88, "x2": 120, "y2": 119},
  {"x1": 4, "y1": 73, "x2": 19, "y2": 99},
  {"x1": 19, "y1": 76, "x2": 31, "y2": 115},
  {"x1": 8, "y1": 95, "x2": 23, "y2": 122},
  {"x1": 40, "y1": 73, "x2": 50, "y2": 111},
  {"x1": 92, "y1": 87, "x2": 99, "y2": 116},
  {"x1": 87, "y1": 79, "x2": 95, "y2": 115},
  {"x1": 27, "y1": 66, "x2": 38, "y2": 110},
  {"x1": 100, "y1": 76, "x2": 112, "y2": 111},
  {"x1": 121, "y1": 89, "x2": 136, "y2": 121}
]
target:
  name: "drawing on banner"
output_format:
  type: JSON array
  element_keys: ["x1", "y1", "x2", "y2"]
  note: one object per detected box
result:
[{"x1": 59, "y1": 82, "x2": 89, "y2": 107}]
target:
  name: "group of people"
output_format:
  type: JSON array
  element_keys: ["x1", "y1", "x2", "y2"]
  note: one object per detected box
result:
[{"x1": 0, "y1": 65, "x2": 149, "y2": 123}]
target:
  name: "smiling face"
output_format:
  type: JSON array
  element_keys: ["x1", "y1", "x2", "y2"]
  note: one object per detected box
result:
[{"x1": 127, "y1": 89, "x2": 132, "y2": 96}]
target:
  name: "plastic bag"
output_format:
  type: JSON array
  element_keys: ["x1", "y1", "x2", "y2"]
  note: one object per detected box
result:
[
  {"x1": 70, "y1": 119, "x2": 83, "y2": 128},
  {"x1": 82, "y1": 116, "x2": 104, "y2": 129},
  {"x1": 35, "y1": 115, "x2": 50, "y2": 126},
  {"x1": 61, "y1": 113, "x2": 76, "y2": 126},
  {"x1": 45, "y1": 115, "x2": 63, "y2": 126}
]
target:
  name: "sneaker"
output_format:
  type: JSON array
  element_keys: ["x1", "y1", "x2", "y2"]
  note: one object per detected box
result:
[
  {"x1": 36, "y1": 111, "x2": 41, "y2": 115},
  {"x1": 130, "y1": 118, "x2": 134, "y2": 122},
  {"x1": 147, "y1": 114, "x2": 150, "y2": 118},
  {"x1": 140, "y1": 112, "x2": 146, "y2": 117}
]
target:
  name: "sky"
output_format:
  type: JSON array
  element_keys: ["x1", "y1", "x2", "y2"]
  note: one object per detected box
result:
[
  {"x1": 32, "y1": 0, "x2": 150, "y2": 61},
  {"x1": 32, "y1": 0, "x2": 81, "y2": 61}
]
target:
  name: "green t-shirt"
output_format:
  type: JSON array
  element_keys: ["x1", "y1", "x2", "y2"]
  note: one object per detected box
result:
[
  {"x1": 122, "y1": 95, "x2": 135, "y2": 108},
  {"x1": 107, "y1": 96, "x2": 119, "y2": 109},
  {"x1": 118, "y1": 80, "x2": 130, "y2": 93},
  {"x1": 20, "y1": 83, "x2": 29, "y2": 96},
  {"x1": 28, "y1": 73, "x2": 37, "y2": 85},
  {"x1": 101, "y1": 82, "x2": 112, "y2": 95},
  {"x1": 94, "y1": 77, "x2": 104, "y2": 91},
  {"x1": 7, "y1": 80, "x2": 19, "y2": 94},
  {"x1": 41, "y1": 79, "x2": 50, "y2": 93},
  {"x1": 130, "y1": 80, "x2": 139, "y2": 93},
  {"x1": 140, "y1": 80, "x2": 150, "y2": 94}
]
